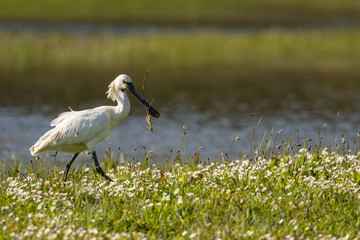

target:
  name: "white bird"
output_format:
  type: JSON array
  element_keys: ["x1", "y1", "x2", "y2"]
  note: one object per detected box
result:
[{"x1": 29, "y1": 74, "x2": 159, "y2": 182}]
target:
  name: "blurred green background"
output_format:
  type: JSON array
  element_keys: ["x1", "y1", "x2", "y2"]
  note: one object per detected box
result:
[
  {"x1": 0, "y1": 0, "x2": 360, "y2": 109},
  {"x1": 1, "y1": 0, "x2": 360, "y2": 25},
  {"x1": 0, "y1": 0, "x2": 360, "y2": 158}
]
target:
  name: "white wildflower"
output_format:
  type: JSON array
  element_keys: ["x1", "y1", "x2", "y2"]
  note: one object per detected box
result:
[{"x1": 190, "y1": 233, "x2": 197, "y2": 238}]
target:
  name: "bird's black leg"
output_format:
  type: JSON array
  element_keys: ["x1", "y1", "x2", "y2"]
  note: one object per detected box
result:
[
  {"x1": 92, "y1": 151, "x2": 113, "y2": 182},
  {"x1": 63, "y1": 152, "x2": 79, "y2": 182}
]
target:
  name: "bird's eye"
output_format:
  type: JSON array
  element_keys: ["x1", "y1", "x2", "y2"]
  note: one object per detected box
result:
[{"x1": 122, "y1": 80, "x2": 126, "y2": 83}]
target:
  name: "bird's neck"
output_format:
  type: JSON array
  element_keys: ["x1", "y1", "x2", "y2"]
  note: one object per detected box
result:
[{"x1": 114, "y1": 91, "x2": 130, "y2": 116}]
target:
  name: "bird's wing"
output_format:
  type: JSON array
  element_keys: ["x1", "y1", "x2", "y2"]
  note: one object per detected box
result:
[
  {"x1": 50, "y1": 110, "x2": 75, "y2": 127},
  {"x1": 30, "y1": 108, "x2": 113, "y2": 155},
  {"x1": 53, "y1": 108, "x2": 112, "y2": 145}
]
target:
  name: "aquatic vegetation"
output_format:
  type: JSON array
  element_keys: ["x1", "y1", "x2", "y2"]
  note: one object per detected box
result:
[
  {"x1": 1, "y1": 148, "x2": 360, "y2": 239},
  {"x1": 1, "y1": 29, "x2": 359, "y2": 73},
  {"x1": 1, "y1": 29, "x2": 360, "y2": 109}
]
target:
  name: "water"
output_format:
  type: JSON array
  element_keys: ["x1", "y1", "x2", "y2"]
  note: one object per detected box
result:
[
  {"x1": 1, "y1": 23, "x2": 360, "y2": 162},
  {"x1": 0, "y1": 106, "x2": 356, "y2": 162},
  {"x1": 0, "y1": 21, "x2": 354, "y2": 35},
  {"x1": 1, "y1": 78, "x2": 359, "y2": 163}
]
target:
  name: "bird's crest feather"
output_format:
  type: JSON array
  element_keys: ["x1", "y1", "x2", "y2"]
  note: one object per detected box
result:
[{"x1": 106, "y1": 80, "x2": 117, "y2": 102}]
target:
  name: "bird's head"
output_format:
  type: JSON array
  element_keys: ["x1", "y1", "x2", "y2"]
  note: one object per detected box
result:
[
  {"x1": 107, "y1": 74, "x2": 160, "y2": 118},
  {"x1": 115, "y1": 74, "x2": 133, "y2": 92}
]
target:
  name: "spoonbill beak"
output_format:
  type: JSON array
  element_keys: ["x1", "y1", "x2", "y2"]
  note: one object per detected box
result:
[{"x1": 126, "y1": 82, "x2": 160, "y2": 118}]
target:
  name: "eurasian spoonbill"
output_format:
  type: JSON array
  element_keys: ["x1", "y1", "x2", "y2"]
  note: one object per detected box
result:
[{"x1": 29, "y1": 74, "x2": 159, "y2": 182}]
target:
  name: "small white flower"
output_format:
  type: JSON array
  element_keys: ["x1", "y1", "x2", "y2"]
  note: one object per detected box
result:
[
  {"x1": 189, "y1": 233, "x2": 196, "y2": 238},
  {"x1": 65, "y1": 228, "x2": 73, "y2": 236},
  {"x1": 247, "y1": 230, "x2": 254, "y2": 236},
  {"x1": 174, "y1": 188, "x2": 179, "y2": 195},
  {"x1": 89, "y1": 228, "x2": 98, "y2": 235},
  {"x1": 36, "y1": 230, "x2": 43, "y2": 238}
]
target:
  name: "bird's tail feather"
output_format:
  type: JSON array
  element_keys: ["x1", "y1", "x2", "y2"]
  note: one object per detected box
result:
[
  {"x1": 29, "y1": 129, "x2": 60, "y2": 156},
  {"x1": 29, "y1": 146, "x2": 37, "y2": 156}
]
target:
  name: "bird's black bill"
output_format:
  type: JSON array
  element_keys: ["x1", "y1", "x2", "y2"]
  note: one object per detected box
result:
[{"x1": 126, "y1": 82, "x2": 160, "y2": 118}]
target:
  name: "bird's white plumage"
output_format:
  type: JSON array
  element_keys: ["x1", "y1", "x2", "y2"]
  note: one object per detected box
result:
[{"x1": 30, "y1": 74, "x2": 131, "y2": 156}]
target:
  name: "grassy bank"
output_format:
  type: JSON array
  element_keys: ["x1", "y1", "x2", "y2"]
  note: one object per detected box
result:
[
  {"x1": 1, "y1": 29, "x2": 360, "y2": 109},
  {"x1": 1, "y1": 147, "x2": 360, "y2": 239},
  {"x1": 1, "y1": 29, "x2": 359, "y2": 83},
  {"x1": 1, "y1": 29, "x2": 359, "y2": 72},
  {"x1": 0, "y1": 0, "x2": 360, "y2": 25}
]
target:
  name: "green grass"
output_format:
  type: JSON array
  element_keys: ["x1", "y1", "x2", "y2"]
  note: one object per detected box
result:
[
  {"x1": 0, "y1": 0, "x2": 360, "y2": 25},
  {"x1": 1, "y1": 29, "x2": 360, "y2": 109},
  {"x1": 1, "y1": 146, "x2": 360, "y2": 239},
  {"x1": 1, "y1": 29, "x2": 359, "y2": 73}
]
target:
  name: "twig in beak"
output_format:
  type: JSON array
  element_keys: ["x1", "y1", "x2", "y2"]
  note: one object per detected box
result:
[
  {"x1": 142, "y1": 68, "x2": 150, "y2": 97},
  {"x1": 146, "y1": 107, "x2": 153, "y2": 132},
  {"x1": 142, "y1": 69, "x2": 154, "y2": 132}
]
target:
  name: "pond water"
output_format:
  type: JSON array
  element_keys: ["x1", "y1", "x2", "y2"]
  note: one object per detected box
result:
[
  {"x1": 1, "y1": 74, "x2": 359, "y2": 163},
  {"x1": 1, "y1": 23, "x2": 360, "y2": 163}
]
